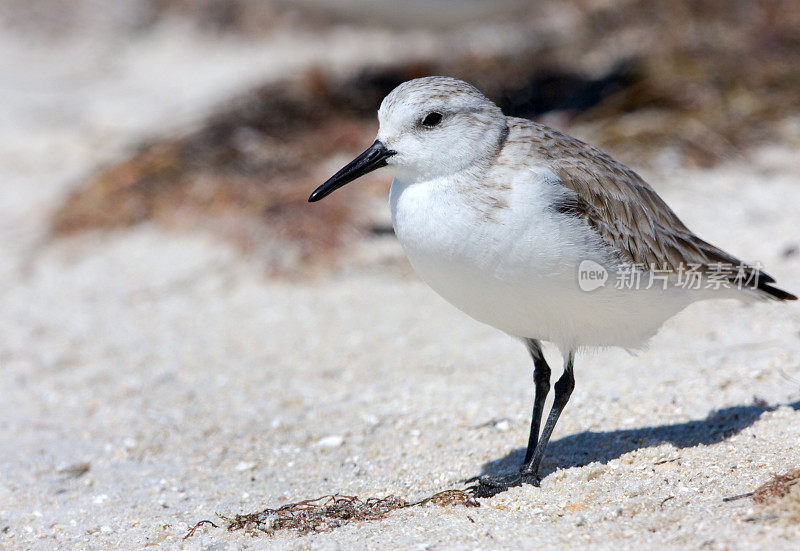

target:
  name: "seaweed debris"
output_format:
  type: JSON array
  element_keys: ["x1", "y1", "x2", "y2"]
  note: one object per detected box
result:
[
  {"x1": 752, "y1": 468, "x2": 800, "y2": 505},
  {"x1": 724, "y1": 468, "x2": 800, "y2": 524},
  {"x1": 185, "y1": 489, "x2": 479, "y2": 539}
]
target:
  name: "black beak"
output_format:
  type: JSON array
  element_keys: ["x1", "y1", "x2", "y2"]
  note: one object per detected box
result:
[{"x1": 308, "y1": 140, "x2": 395, "y2": 202}]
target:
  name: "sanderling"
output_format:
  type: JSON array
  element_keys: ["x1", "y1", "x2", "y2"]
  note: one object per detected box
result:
[{"x1": 309, "y1": 76, "x2": 796, "y2": 492}]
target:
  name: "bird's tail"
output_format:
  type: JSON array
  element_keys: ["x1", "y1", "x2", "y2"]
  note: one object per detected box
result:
[{"x1": 743, "y1": 270, "x2": 796, "y2": 301}]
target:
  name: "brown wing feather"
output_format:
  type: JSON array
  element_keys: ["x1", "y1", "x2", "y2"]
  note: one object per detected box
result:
[{"x1": 514, "y1": 119, "x2": 795, "y2": 300}]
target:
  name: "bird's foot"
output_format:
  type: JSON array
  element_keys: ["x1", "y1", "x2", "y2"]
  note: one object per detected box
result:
[{"x1": 468, "y1": 471, "x2": 541, "y2": 498}]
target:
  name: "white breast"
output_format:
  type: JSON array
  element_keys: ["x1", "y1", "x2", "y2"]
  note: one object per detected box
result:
[{"x1": 389, "y1": 171, "x2": 695, "y2": 351}]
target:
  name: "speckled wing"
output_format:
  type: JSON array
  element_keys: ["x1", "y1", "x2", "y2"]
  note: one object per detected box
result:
[{"x1": 519, "y1": 119, "x2": 795, "y2": 300}]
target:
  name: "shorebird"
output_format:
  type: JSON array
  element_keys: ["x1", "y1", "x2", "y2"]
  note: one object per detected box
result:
[{"x1": 308, "y1": 76, "x2": 796, "y2": 492}]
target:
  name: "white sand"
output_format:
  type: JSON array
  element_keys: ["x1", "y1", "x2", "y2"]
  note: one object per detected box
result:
[{"x1": 1, "y1": 17, "x2": 800, "y2": 551}]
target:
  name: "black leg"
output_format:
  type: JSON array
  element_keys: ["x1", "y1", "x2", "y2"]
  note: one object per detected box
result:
[
  {"x1": 470, "y1": 349, "x2": 575, "y2": 498},
  {"x1": 522, "y1": 339, "x2": 550, "y2": 465},
  {"x1": 521, "y1": 351, "x2": 575, "y2": 478}
]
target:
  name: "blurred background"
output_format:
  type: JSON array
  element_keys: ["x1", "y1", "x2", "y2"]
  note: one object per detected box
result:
[
  {"x1": 2, "y1": 1, "x2": 800, "y2": 548},
  {"x1": 4, "y1": 0, "x2": 799, "y2": 276}
]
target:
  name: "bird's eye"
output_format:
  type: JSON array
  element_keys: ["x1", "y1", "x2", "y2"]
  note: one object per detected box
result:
[{"x1": 421, "y1": 112, "x2": 443, "y2": 127}]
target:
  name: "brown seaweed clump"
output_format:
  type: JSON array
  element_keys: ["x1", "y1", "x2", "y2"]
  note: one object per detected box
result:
[
  {"x1": 185, "y1": 489, "x2": 479, "y2": 538},
  {"x1": 725, "y1": 468, "x2": 800, "y2": 524},
  {"x1": 752, "y1": 468, "x2": 800, "y2": 523},
  {"x1": 50, "y1": 78, "x2": 390, "y2": 276},
  {"x1": 752, "y1": 468, "x2": 800, "y2": 505}
]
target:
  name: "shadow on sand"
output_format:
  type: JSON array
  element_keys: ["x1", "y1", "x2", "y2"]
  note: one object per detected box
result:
[{"x1": 472, "y1": 400, "x2": 800, "y2": 496}]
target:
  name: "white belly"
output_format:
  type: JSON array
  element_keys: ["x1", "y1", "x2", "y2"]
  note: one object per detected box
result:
[{"x1": 389, "y1": 176, "x2": 694, "y2": 351}]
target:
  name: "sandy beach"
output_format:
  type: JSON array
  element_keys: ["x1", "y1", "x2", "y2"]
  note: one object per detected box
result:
[{"x1": 1, "y1": 5, "x2": 800, "y2": 549}]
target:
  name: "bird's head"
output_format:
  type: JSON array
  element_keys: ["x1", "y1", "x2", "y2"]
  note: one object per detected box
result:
[{"x1": 309, "y1": 76, "x2": 507, "y2": 202}]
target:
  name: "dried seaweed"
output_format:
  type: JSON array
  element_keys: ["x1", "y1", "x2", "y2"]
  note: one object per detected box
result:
[
  {"x1": 184, "y1": 519, "x2": 219, "y2": 539},
  {"x1": 752, "y1": 468, "x2": 800, "y2": 505},
  {"x1": 723, "y1": 468, "x2": 800, "y2": 524},
  {"x1": 185, "y1": 489, "x2": 479, "y2": 539},
  {"x1": 223, "y1": 494, "x2": 408, "y2": 536},
  {"x1": 416, "y1": 489, "x2": 480, "y2": 508}
]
